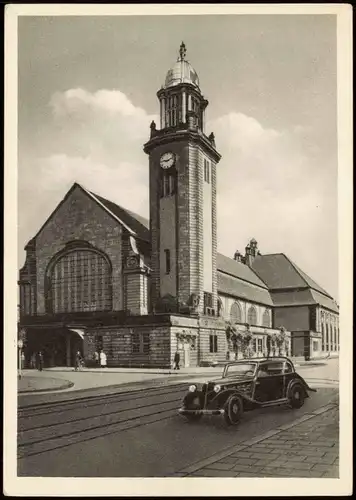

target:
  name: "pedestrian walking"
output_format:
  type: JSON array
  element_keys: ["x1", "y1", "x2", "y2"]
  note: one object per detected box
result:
[
  {"x1": 100, "y1": 350, "x2": 107, "y2": 368},
  {"x1": 37, "y1": 351, "x2": 43, "y2": 371},
  {"x1": 75, "y1": 351, "x2": 83, "y2": 371},
  {"x1": 30, "y1": 353, "x2": 36, "y2": 369},
  {"x1": 173, "y1": 351, "x2": 180, "y2": 370}
]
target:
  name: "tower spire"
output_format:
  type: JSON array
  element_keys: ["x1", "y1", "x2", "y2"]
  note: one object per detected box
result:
[{"x1": 178, "y1": 41, "x2": 187, "y2": 61}]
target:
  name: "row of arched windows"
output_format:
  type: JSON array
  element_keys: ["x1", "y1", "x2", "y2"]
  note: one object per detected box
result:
[{"x1": 228, "y1": 302, "x2": 270, "y2": 327}]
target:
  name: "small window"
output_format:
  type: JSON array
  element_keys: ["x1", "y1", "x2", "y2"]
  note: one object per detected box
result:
[
  {"x1": 257, "y1": 338, "x2": 263, "y2": 353},
  {"x1": 132, "y1": 333, "x2": 150, "y2": 354},
  {"x1": 132, "y1": 333, "x2": 140, "y2": 354},
  {"x1": 204, "y1": 292, "x2": 213, "y2": 308},
  {"x1": 164, "y1": 249, "x2": 171, "y2": 274},
  {"x1": 284, "y1": 362, "x2": 293, "y2": 374},
  {"x1": 209, "y1": 334, "x2": 218, "y2": 353},
  {"x1": 204, "y1": 159, "x2": 210, "y2": 183},
  {"x1": 161, "y1": 172, "x2": 176, "y2": 197},
  {"x1": 266, "y1": 362, "x2": 284, "y2": 375}
]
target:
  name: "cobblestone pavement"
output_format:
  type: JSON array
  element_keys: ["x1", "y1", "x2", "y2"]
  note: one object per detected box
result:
[{"x1": 174, "y1": 403, "x2": 339, "y2": 478}]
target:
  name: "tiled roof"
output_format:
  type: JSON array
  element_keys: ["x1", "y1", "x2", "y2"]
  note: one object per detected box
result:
[
  {"x1": 217, "y1": 253, "x2": 268, "y2": 288},
  {"x1": 87, "y1": 188, "x2": 150, "y2": 242},
  {"x1": 270, "y1": 289, "x2": 338, "y2": 313},
  {"x1": 251, "y1": 254, "x2": 332, "y2": 297},
  {"x1": 218, "y1": 272, "x2": 273, "y2": 306},
  {"x1": 310, "y1": 290, "x2": 339, "y2": 313}
]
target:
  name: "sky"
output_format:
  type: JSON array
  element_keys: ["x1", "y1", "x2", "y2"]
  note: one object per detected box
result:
[{"x1": 18, "y1": 14, "x2": 338, "y2": 299}]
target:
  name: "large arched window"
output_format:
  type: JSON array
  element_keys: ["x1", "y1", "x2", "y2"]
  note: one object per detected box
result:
[
  {"x1": 46, "y1": 242, "x2": 112, "y2": 313},
  {"x1": 247, "y1": 306, "x2": 258, "y2": 326},
  {"x1": 262, "y1": 309, "x2": 270, "y2": 328},
  {"x1": 321, "y1": 323, "x2": 325, "y2": 351},
  {"x1": 230, "y1": 302, "x2": 242, "y2": 324}
]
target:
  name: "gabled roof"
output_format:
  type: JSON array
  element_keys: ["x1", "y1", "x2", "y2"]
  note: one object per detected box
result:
[
  {"x1": 217, "y1": 253, "x2": 268, "y2": 289},
  {"x1": 251, "y1": 253, "x2": 332, "y2": 298},
  {"x1": 218, "y1": 272, "x2": 273, "y2": 306},
  {"x1": 87, "y1": 188, "x2": 150, "y2": 242},
  {"x1": 25, "y1": 183, "x2": 150, "y2": 249}
]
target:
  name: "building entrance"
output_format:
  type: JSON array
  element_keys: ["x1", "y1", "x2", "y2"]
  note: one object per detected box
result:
[{"x1": 23, "y1": 327, "x2": 84, "y2": 368}]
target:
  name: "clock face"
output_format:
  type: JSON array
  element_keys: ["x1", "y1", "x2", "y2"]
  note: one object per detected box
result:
[
  {"x1": 160, "y1": 152, "x2": 175, "y2": 169},
  {"x1": 126, "y1": 256, "x2": 138, "y2": 269}
]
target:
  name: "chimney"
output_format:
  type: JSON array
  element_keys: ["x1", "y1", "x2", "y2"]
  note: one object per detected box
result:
[
  {"x1": 245, "y1": 238, "x2": 259, "y2": 266},
  {"x1": 233, "y1": 250, "x2": 243, "y2": 262}
]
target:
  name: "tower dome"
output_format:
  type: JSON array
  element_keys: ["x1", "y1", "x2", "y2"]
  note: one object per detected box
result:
[{"x1": 164, "y1": 42, "x2": 200, "y2": 89}]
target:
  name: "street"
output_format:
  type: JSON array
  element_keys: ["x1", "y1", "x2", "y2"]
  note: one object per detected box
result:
[{"x1": 17, "y1": 361, "x2": 339, "y2": 477}]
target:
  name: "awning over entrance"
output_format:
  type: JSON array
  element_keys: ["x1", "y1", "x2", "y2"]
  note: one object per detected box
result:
[{"x1": 68, "y1": 328, "x2": 85, "y2": 339}]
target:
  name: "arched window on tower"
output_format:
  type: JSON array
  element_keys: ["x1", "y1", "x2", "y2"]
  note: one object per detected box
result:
[
  {"x1": 262, "y1": 310, "x2": 271, "y2": 328},
  {"x1": 45, "y1": 243, "x2": 112, "y2": 314},
  {"x1": 247, "y1": 306, "x2": 258, "y2": 326},
  {"x1": 230, "y1": 302, "x2": 242, "y2": 324}
]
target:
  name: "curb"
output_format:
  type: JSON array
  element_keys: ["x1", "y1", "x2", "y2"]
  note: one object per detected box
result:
[
  {"x1": 18, "y1": 380, "x2": 74, "y2": 394},
  {"x1": 18, "y1": 379, "x2": 191, "y2": 409},
  {"x1": 170, "y1": 402, "x2": 338, "y2": 477}
]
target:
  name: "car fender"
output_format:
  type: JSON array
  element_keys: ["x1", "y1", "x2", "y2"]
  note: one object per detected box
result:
[
  {"x1": 213, "y1": 388, "x2": 261, "y2": 408},
  {"x1": 287, "y1": 375, "x2": 316, "y2": 399}
]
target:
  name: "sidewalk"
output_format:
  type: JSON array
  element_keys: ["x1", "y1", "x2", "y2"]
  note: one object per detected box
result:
[
  {"x1": 18, "y1": 375, "x2": 73, "y2": 393},
  {"x1": 18, "y1": 358, "x2": 336, "y2": 397},
  {"x1": 172, "y1": 403, "x2": 339, "y2": 478}
]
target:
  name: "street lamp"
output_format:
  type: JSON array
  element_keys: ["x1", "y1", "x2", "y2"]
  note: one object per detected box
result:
[{"x1": 18, "y1": 339, "x2": 24, "y2": 379}]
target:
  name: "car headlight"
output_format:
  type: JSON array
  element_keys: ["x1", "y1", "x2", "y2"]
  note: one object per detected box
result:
[
  {"x1": 188, "y1": 384, "x2": 197, "y2": 392},
  {"x1": 214, "y1": 384, "x2": 221, "y2": 393}
]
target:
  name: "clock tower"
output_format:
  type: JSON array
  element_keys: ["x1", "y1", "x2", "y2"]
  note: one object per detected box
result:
[{"x1": 144, "y1": 42, "x2": 221, "y2": 315}]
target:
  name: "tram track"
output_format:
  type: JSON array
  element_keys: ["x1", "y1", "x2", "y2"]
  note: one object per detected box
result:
[
  {"x1": 18, "y1": 382, "x2": 188, "y2": 418},
  {"x1": 18, "y1": 385, "x2": 187, "y2": 460},
  {"x1": 18, "y1": 377, "x2": 338, "y2": 461}
]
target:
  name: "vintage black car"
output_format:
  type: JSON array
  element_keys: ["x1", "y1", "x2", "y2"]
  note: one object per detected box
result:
[{"x1": 178, "y1": 357, "x2": 316, "y2": 425}]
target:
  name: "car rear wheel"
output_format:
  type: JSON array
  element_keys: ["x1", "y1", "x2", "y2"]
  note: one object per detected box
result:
[
  {"x1": 223, "y1": 394, "x2": 243, "y2": 426},
  {"x1": 288, "y1": 384, "x2": 305, "y2": 409}
]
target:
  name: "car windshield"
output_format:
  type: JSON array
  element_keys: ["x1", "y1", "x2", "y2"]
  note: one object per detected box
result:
[{"x1": 224, "y1": 363, "x2": 257, "y2": 377}]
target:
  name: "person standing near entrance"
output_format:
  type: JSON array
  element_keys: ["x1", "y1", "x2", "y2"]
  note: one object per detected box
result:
[
  {"x1": 75, "y1": 351, "x2": 83, "y2": 371},
  {"x1": 100, "y1": 350, "x2": 107, "y2": 368},
  {"x1": 173, "y1": 351, "x2": 180, "y2": 370},
  {"x1": 38, "y1": 351, "x2": 43, "y2": 371},
  {"x1": 94, "y1": 350, "x2": 99, "y2": 367}
]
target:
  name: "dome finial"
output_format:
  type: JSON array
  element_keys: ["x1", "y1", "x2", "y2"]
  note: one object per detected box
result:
[{"x1": 179, "y1": 41, "x2": 187, "y2": 61}]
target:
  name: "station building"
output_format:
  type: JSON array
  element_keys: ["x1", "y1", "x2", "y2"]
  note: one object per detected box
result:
[{"x1": 18, "y1": 44, "x2": 339, "y2": 368}]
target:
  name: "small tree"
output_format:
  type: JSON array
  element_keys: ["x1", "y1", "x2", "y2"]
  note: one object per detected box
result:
[{"x1": 276, "y1": 327, "x2": 287, "y2": 355}]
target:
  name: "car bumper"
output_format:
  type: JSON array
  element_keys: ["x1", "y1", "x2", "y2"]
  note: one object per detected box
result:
[{"x1": 178, "y1": 408, "x2": 225, "y2": 416}]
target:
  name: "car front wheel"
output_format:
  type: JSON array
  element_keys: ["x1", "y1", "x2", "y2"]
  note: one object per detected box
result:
[
  {"x1": 288, "y1": 384, "x2": 305, "y2": 409},
  {"x1": 223, "y1": 394, "x2": 243, "y2": 426}
]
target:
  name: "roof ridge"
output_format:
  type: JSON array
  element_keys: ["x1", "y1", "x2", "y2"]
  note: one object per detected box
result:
[
  {"x1": 89, "y1": 189, "x2": 149, "y2": 228},
  {"x1": 282, "y1": 254, "x2": 332, "y2": 299},
  {"x1": 81, "y1": 186, "x2": 136, "y2": 236},
  {"x1": 217, "y1": 253, "x2": 269, "y2": 290}
]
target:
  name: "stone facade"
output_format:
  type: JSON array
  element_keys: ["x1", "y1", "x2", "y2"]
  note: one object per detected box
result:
[{"x1": 35, "y1": 185, "x2": 124, "y2": 314}]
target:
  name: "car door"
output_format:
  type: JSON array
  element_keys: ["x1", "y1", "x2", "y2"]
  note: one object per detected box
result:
[{"x1": 254, "y1": 361, "x2": 285, "y2": 402}]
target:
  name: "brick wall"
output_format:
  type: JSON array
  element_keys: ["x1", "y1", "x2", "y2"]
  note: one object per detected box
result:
[
  {"x1": 85, "y1": 323, "x2": 172, "y2": 368},
  {"x1": 35, "y1": 185, "x2": 123, "y2": 314}
]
